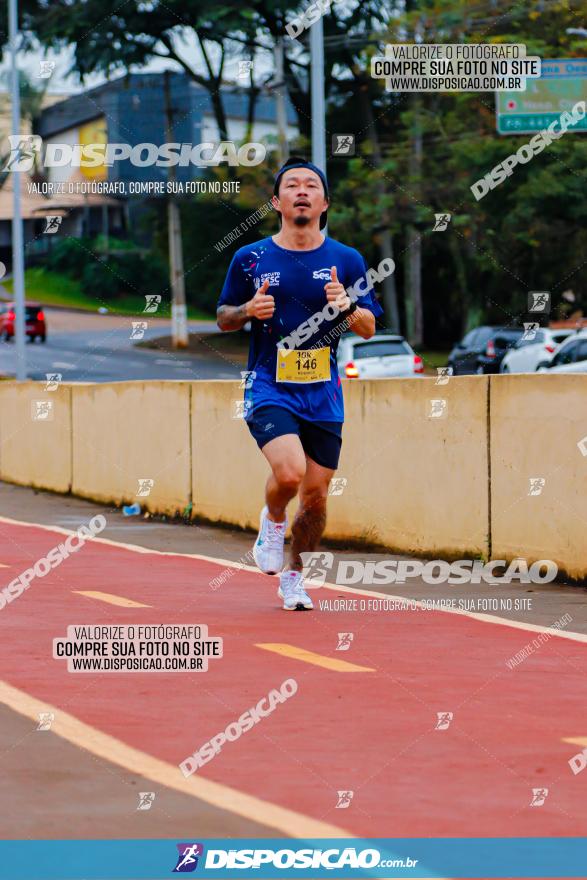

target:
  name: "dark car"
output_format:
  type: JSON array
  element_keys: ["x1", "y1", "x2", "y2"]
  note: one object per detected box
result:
[
  {"x1": 447, "y1": 326, "x2": 525, "y2": 375},
  {"x1": 0, "y1": 302, "x2": 47, "y2": 342}
]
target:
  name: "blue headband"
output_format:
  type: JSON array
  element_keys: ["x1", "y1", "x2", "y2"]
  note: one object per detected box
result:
[
  {"x1": 273, "y1": 161, "x2": 329, "y2": 198},
  {"x1": 273, "y1": 160, "x2": 329, "y2": 229}
]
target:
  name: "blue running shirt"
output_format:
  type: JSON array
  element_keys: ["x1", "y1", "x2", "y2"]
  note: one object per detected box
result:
[{"x1": 217, "y1": 235, "x2": 384, "y2": 422}]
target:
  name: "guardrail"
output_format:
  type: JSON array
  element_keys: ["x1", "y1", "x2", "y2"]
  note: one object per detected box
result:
[{"x1": 0, "y1": 375, "x2": 585, "y2": 578}]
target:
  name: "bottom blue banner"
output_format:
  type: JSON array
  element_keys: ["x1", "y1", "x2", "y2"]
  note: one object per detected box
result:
[{"x1": 0, "y1": 837, "x2": 584, "y2": 879}]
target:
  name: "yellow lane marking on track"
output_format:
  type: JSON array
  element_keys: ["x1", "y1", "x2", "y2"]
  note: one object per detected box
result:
[
  {"x1": 0, "y1": 521, "x2": 449, "y2": 877},
  {"x1": 257, "y1": 643, "x2": 375, "y2": 672},
  {"x1": 562, "y1": 738, "x2": 587, "y2": 747},
  {"x1": 0, "y1": 680, "x2": 352, "y2": 839},
  {"x1": 72, "y1": 590, "x2": 151, "y2": 608},
  {"x1": 2, "y1": 515, "x2": 584, "y2": 648},
  {"x1": 0, "y1": 563, "x2": 9, "y2": 567}
]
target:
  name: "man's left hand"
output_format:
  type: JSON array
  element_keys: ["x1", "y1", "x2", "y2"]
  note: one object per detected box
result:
[{"x1": 324, "y1": 265, "x2": 350, "y2": 313}]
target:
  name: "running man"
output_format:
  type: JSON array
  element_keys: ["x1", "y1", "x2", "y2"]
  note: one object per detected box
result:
[{"x1": 216, "y1": 156, "x2": 383, "y2": 610}]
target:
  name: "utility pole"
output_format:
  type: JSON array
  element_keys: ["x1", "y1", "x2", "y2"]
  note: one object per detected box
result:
[
  {"x1": 163, "y1": 71, "x2": 188, "y2": 348},
  {"x1": 406, "y1": 95, "x2": 423, "y2": 347},
  {"x1": 310, "y1": 15, "x2": 327, "y2": 232},
  {"x1": 9, "y1": 0, "x2": 26, "y2": 380},
  {"x1": 405, "y1": 5, "x2": 424, "y2": 344},
  {"x1": 310, "y1": 18, "x2": 401, "y2": 336},
  {"x1": 273, "y1": 38, "x2": 289, "y2": 164},
  {"x1": 355, "y1": 82, "x2": 400, "y2": 331}
]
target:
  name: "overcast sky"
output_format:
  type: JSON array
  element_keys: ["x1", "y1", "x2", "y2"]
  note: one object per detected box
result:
[{"x1": 0, "y1": 30, "x2": 277, "y2": 97}]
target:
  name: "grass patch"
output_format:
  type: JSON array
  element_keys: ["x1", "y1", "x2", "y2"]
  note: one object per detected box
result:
[
  {"x1": 137, "y1": 330, "x2": 249, "y2": 363},
  {"x1": 3, "y1": 268, "x2": 82, "y2": 306},
  {"x1": 418, "y1": 350, "x2": 450, "y2": 373},
  {"x1": 2, "y1": 268, "x2": 214, "y2": 320}
]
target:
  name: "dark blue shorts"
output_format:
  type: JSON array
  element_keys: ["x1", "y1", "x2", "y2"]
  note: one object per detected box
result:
[{"x1": 246, "y1": 405, "x2": 343, "y2": 470}]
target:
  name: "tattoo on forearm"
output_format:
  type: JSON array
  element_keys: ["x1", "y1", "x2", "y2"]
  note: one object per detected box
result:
[{"x1": 217, "y1": 303, "x2": 249, "y2": 330}]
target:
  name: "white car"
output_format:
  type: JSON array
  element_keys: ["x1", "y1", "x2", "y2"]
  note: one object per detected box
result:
[
  {"x1": 536, "y1": 329, "x2": 587, "y2": 374},
  {"x1": 337, "y1": 333, "x2": 423, "y2": 379},
  {"x1": 500, "y1": 328, "x2": 575, "y2": 373}
]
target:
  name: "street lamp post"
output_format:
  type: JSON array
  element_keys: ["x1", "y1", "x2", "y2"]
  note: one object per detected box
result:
[
  {"x1": 9, "y1": 0, "x2": 27, "y2": 380},
  {"x1": 273, "y1": 38, "x2": 289, "y2": 165},
  {"x1": 163, "y1": 70, "x2": 188, "y2": 349},
  {"x1": 310, "y1": 14, "x2": 327, "y2": 233}
]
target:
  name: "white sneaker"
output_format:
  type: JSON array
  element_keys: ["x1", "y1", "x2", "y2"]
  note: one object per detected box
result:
[
  {"x1": 252, "y1": 506, "x2": 287, "y2": 575},
  {"x1": 278, "y1": 570, "x2": 314, "y2": 611}
]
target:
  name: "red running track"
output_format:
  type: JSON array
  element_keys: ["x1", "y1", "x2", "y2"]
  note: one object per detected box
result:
[{"x1": 0, "y1": 518, "x2": 586, "y2": 842}]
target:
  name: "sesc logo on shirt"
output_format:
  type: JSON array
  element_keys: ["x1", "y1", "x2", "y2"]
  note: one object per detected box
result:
[
  {"x1": 255, "y1": 271, "x2": 280, "y2": 288},
  {"x1": 217, "y1": 235, "x2": 385, "y2": 423}
]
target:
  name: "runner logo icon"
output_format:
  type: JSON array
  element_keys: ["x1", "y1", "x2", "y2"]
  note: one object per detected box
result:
[
  {"x1": 173, "y1": 843, "x2": 204, "y2": 872},
  {"x1": 300, "y1": 551, "x2": 334, "y2": 585}
]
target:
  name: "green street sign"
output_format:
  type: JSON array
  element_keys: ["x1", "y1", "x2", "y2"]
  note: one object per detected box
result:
[{"x1": 496, "y1": 58, "x2": 587, "y2": 134}]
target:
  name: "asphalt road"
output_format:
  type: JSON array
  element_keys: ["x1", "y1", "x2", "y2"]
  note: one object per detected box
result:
[{"x1": 0, "y1": 308, "x2": 242, "y2": 382}]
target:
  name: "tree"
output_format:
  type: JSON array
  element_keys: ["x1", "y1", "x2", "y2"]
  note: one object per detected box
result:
[
  {"x1": 13, "y1": 0, "x2": 263, "y2": 141},
  {"x1": 0, "y1": 67, "x2": 48, "y2": 125}
]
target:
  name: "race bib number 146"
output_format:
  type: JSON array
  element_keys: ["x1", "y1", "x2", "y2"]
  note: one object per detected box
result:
[{"x1": 276, "y1": 347, "x2": 331, "y2": 384}]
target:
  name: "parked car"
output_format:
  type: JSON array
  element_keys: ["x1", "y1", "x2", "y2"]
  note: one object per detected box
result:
[
  {"x1": 337, "y1": 333, "x2": 423, "y2": 379},
  {"x1": 500, "y1": 328, "x2": 575, "y2": 373},
  {"x1": 447, "y1": 326, "x2": 525, "y2": 375},
  {"x1": 0, "y1": 302, "x2": 47, "y2": 342},
  {"x1": 536, "y1": 329, "x2": 587, "y2": 374}
]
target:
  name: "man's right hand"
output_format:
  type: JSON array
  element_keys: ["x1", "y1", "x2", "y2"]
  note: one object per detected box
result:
[{"x1": 246, "y1": 279, "x2": 275, "y2": 320}]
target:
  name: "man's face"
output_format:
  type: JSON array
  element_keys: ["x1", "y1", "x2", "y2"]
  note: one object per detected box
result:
[{"x1": 272, "y1": 168, "x2": 328, "y2": 228}]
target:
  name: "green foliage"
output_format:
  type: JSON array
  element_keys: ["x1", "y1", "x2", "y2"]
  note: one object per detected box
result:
[
  {"x1": 8, "y1": 0, "x2": 586, "y2": 343},
  {"x1": 46, "y1": 238, "x2": 96, "y2": 276},
  {"x1": 158, "y1": 192, "x2": 279, "y2": 314},
  {"x1": 46, "y1": 238, "x2": 168, "y2": 300},
  {"x1": 0, "y1": 68, "x2": 47, "y2": 123},
  {"x1": 80, "y1": 260, "x2": 121, "y2": 299}
]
